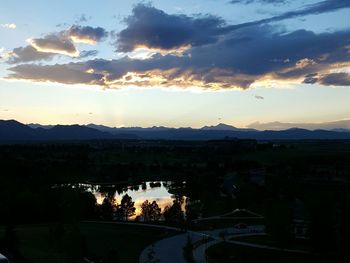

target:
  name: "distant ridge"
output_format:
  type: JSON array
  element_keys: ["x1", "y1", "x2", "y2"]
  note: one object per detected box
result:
[
  {"x1": 248, "y1": 120, "x2": 350, "y2": 131},
  {"x1": 201, "y1": 123, "x2": 239, "y2": 131},
  {"x1": 0, "y1": 120, "x2": 138, "y2": 141},
  {"x1": 2, "y1": 120, "x2": 350, "y2": 142}
]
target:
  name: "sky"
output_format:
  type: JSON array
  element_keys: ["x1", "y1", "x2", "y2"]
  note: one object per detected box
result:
[{"x1": 0, "y1": 0, "x2": 350, "y2": 129}]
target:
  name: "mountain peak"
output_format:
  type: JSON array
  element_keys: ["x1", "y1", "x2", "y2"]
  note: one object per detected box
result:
[{"x1": 201, "y1": 123, "x2": 237, "y2": 131}]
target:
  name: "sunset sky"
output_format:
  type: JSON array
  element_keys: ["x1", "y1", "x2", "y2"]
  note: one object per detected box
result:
[{"x1": 1, "y1": 0, "x2": 350, "y2": 128}]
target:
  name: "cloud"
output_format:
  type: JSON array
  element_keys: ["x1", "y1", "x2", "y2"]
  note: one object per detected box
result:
[
  {"x1": 29, "y1": 34, "x2": 79, "y2": 57},
  {"x1": 68, "y1": 25, "x2": 108, "y2": 45},
  {"x1": 6, "y1": 25, "x2": 107, "y2": 63},
  {"x1": 318, "y1": 72, "x2": 350, "y2": 86},
  {"x1": 78, "y1": 50, "x2": 98, "y2": 58},
  {"x1": 6, "y1": 25, "x2": 350, "y2": 90},
  {"x1": 75, "y1": 14, "x2": 89, "y2": 23},
  {"x1": 4, "y1": 5, "x2": 350, "y2": 90},
  {"x1": 115, "y1": 3, "x2": 225, "y2": 53},
  {"x1": 230, "y1": 0, "x2": 288, "y2": 4},
  {"x1": 115, "y1": 1, "x2": 350, "y2": 54},
  {"x1": 255, "y1": 95, "x2": 264, "y2": 99},
  {"x1": 226, "y1": 0, "x2": 350, "y2": 31},
  {"x1": 7, "y1": 45, "x2": 55, "y2": 64},
  {"x1": 0, "y1": 23, "x2": 16, "y2": 29},
  {"x1": 7, "y1": 63, "x2": 105, "y2": 86},
  {"x1": 6, "y1": 46, "x2": 98, "y2": 64}
]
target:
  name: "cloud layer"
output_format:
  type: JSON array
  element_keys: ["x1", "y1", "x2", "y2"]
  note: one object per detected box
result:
[
  {"x1": 4, "y1": 2, "x2": 350, "y2": 90},
  {"x1": 8, "y1": 24, "x2": 350, "y2": 89}
]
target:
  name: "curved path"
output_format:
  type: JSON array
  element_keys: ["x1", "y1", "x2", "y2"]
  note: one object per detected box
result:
[
  {"x1": 139, "y1": 225, "x2": 265, "y2": 263},
  {"x1": 83, "y1": 221, "x2": 309, "y2": 263}
]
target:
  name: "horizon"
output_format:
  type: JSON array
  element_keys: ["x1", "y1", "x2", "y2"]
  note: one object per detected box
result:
[
  {"x1": 1, "y1": 0, "x2": 350, "y2": 128},
  {"x1": 2, "y1": 118, "x2": 350, "y2": 131}
]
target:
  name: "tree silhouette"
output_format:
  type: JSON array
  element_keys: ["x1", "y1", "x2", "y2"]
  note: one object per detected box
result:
[
  {"x1": 163, "y1": 199, "x2": 184, "y2": 225},
  {"x1": 141, "y1": 200, "x2": 161, "y2": 221},
  {"x1": 116, "y1": 194, "x2": 136, "y2": 220},
  {"x1": 100, "y1": 197, "x2": 116, "y2": 220}
]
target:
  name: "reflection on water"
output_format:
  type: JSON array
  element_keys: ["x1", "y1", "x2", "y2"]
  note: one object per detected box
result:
[{"x1": 69, "y1": 181, "x2": 187, "y2": 218}]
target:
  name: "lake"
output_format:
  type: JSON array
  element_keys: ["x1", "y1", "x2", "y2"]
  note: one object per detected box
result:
[{"x1": 66, "y1": 181, "x2": 187, "y2": 218}]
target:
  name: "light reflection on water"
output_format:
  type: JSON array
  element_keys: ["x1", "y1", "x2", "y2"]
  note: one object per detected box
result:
[{"x1": 82, "y1": 181, "x2": 187, "y2": 217}]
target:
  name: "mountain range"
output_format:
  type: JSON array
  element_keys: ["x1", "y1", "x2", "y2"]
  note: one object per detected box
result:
[
  {"x1": 2, "y1": 120, "x2": 350, "y2": 142},
  {"x1": 247, "y1": 120, "x2": 350, "y2": 132}
]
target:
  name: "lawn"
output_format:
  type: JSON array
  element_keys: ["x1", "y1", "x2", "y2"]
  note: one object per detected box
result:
[
  {"x1": 231, "y1": 234, "x2": 312, "y2": 252},
  {"x1": 0, "y1": 222, "x2": 176, "y2": 263},
  {"x1": 206, "y1": 242, "x2": 320, "y2": 263},
  {"x1": 192, "y1": 218, "x2": 265, "y2": 230}
]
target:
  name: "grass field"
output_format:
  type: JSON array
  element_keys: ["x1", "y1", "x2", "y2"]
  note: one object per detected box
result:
[
  {"x1": 231, "y1": 235, "x2": 312, "y2": 251},
  {"x1": 0, "y1": 222, "x2": 176, "y2": 263},
  {"x1": 206, "y1": 242, "x2": 320, "y2": 263}
]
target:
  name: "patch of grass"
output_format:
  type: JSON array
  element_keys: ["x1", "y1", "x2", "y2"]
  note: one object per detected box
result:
[
  {"x1": 192, "y1": 218, "x2": 264, "y2": 231},
  {"x1": 206, "y1": 242, "x2": 320, "y2": 263},
  {"x1": 0, "y1": 222, "x2": 176, "y2": 263},
  {"x1": 231, "y1": 235, "x2": 312, "y2": 251}
]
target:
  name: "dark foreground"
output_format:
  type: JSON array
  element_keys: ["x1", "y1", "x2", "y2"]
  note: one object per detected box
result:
[{"x1": 1, "y1": 139, "x2": 350, "y2": 262}]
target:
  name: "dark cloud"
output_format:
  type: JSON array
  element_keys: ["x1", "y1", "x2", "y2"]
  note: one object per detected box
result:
[
  {"x1": 30, "y1": 34, "x2": 78, "y2": 56},
  {"x1": 7, "y1": 45, "x2": 55, "y2": 64},
  {"x1": 5, "y1": 3, "x2": 350, "y2": 90},
  {"x1": 7, "y1": 63, "x2": 104, "y2": 85},
  {"x1": 68, "y1": 25, "x2": 108, "y2": 44},
  {"x1": 6, "y1": 25, "x2": 350, "y2": 89},
  {"x1": 226, "y1": 0, "x2": 350, "y2": 31},
  {"x1": 6, "y1": 24, "x2": 107, "y2": 63},
  {"x1": 116, "y1": 1, "x2": 350, "y2": 53},
  {"x1": 303, "y1": 73, "x2": 318, "y2": 84},
  {"x1": 318, "y1": 72, "x2": 350, "y2": 86},
  {"x1": 78, "y1": 50, "x2": 98, "y2": 58},
  {"x1": 115, "y1": 3, "x2": 225, "y2": 52}
]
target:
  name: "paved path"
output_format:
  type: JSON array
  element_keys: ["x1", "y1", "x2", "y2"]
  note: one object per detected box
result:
[
  {"x1": 192, "y1": 231, "x2": 266, "y2": 263},
  {"x1": 139, "y1": 232, "x2": 207, "y2": 263},
  {"x1": 139, "y1": 226, "x2": 265, "y2": 263},
  {"x1": 193, "y1": 239, "x2": 221, "y2": 263}
]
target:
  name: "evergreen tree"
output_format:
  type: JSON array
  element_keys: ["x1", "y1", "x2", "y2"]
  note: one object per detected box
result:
[{"x1": 116, "y1": 194, "x2": 136, "y2": 220}]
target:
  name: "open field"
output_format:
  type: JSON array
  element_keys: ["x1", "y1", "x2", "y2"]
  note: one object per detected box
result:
[
  {"x1": 206, "y1": 242, "x2": 320, "y2": 263},
  {"x1": 0, "y1": 222, "x2": 176, "y2": 263}
]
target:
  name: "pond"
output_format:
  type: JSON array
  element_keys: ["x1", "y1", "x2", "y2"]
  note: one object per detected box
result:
[{"x1": 66, "y1": 181, "x2": 188, "y2": 218}]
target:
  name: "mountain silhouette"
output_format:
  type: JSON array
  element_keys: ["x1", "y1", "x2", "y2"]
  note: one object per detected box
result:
[
  {"x1": 2, "y1": 120, "x2": 350, "y2": 142},
  {"x1": 0, "y1": 120, "x2": 137, "y2": 141}
]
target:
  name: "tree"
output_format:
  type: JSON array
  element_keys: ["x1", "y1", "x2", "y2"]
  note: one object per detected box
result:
[
  {"x1": 307, "y1": 193, "x2": 336, "y2": 253},
  {"x1": 163, "y1": 199, "x2": 184, "y2": 225},
  {"x1": 265, "y1": 198, "x2": 294, "y2": 245},
  {"x1": 141, "y1": 200, "x2": 161, "y2": 222},
  {"x1": 100, "y1": 197, "x2": 116, "y2": 220},
  {"x1": 116, "y1": 194, "x2": 136, "y2": 220}
]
